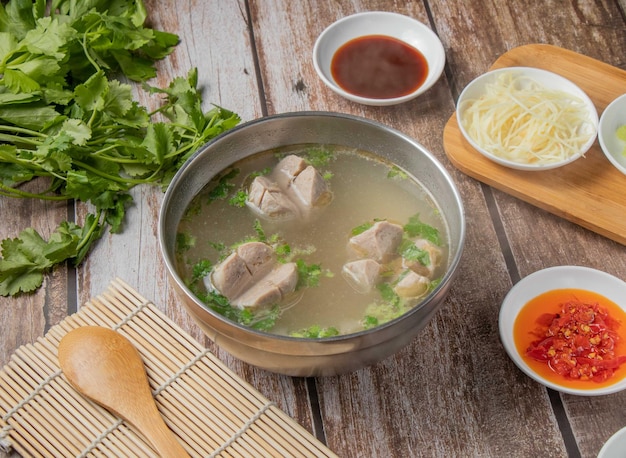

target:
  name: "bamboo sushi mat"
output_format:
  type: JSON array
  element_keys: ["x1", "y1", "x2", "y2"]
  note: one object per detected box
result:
[{"x1": 0, "y1": 278, "x2": 337, "y2": 458}]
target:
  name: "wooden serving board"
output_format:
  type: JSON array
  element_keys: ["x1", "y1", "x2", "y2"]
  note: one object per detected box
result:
[{"x1": 443, "y1": 44, "x2": 626, "y2": 245}]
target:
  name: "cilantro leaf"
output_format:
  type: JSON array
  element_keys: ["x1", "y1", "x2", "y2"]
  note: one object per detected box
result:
[
  {"x1": 141, "y1": 122, "x2": 175, "y2": 165},
  {"x1": 0, "y1": 223, "x2": 82, "y2": 296},
  {"x1": 228, "y1": 190, "x2": 248, "y2": 208},
  {"x1": 0, "y1": 0, "x2": 39, "y2": 40},
  {"x1": 0, "y1": 102, "x2": 62, "y2": 130},
  {"x1": 296, "y1": 259, "x2": 333, "y2": 289},
  {"x1": 399, "y1": 239, "x2": 431, "y2": 266},
  {"x1": 59, "y1": 119, "x2": 91, "y2": 146},
  {"x1": 0, "y1": 0, "x2": 241, "y2": 297},
  {"x1": 403, "y1": 214, "x2": 441, "y2": 245},
  {"x1": 22, "y1": 16, "x2": 76, "y2": 60},
  {"x1": 191, "y1": 259, "x2": 213, "y2": 283},
  {"x1": 351, "y1": 221, "x2": 374, "y2": 236},
  {"x1": 290, "y1": 325, "x2": 340, "y2": 338},
  {"x1": 2, "y1": 67, "x2": 40, "y2": 93},
  {"x1": 304, "y1": 146, "x2": 334, "y2": 168}
]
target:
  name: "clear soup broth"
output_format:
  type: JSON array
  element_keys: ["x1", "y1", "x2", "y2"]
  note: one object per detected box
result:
[{"x1": 175, "y1": 144, "x2": 450, "y2": 337}]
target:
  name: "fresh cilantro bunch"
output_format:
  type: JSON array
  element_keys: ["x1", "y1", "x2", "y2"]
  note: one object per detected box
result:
[{"x1": 0, "y1": 0, "x2": 241, "y2": 296}]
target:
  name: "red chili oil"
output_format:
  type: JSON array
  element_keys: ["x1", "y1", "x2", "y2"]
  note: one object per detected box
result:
[
  {"x1": 514, "y1": 288, "x2": 626, "y2": 390},
  {"x1": 330, "y1": 35, "x2": 428, "y2": 99}
]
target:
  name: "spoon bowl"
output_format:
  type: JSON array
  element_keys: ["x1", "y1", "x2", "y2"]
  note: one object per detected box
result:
[{"x1": 58, "y1": 326, "x2": 190, "y2": 458}]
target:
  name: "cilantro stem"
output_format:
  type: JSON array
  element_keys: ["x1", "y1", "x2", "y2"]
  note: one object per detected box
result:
[
  {"x1": 0, "y1": 133, "x2": 42, "y2": 146},
  {"x1": 1, "y1": 52, "x2": 28, "y2": 69},
  {"x1": 87, "y1": 136, "x2": 138, "y2": 148},
  {"x1": 0, "y1": 125, "x2": 47, "y2": 138},
  {"x1": 88, "y1": 154, "x2": 148, "y2": 165},
  {"x1": 72, "y1": 159, "x2": 157, "y2": 185},
  {"x1": 84, "y1": 143, "x2": 124, "y2": 156},
  {"x1": 0, "y1": 182, "x2": 70, "y2": 200},
  {"x1": 76, "y1": 210, "x2": 102, "y2": 253},
  {"x1": 87, "y1": 107, "x2": 99, "y2": 128},
  {"x1": 92, "y1": 124, "x2": 144, "y2": 135},
  {"x1": 81, "y1": 24, "x2": 102, "y2": 74},
  {"x1": 163, "y1": 142, "x2": 195, "y2": 160},
  {"x1": 0, "y1": 151, "x2": 53, "y2": 172},
  {"x1": 147, "y1": 105, "x2": 171, "y2": 118}
]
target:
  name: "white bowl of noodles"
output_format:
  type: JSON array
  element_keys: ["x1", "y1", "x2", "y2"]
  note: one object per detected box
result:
[{"x1": 456, "y1": 67, "x2": 598, "y2": 171}]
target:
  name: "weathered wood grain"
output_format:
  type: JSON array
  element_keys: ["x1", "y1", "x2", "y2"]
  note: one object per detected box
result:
[
  {"x1": 72, "y1": 0, "x2": 316, "y2": 432},
  {"x1": 0, "y1": 181, "x2": 69, "y2": 458},
  {"x1": 249, "y1": 0, "x2": 569, "y2": 456},
  {"x1": 1, "y1": 0, "x2": 625, "y2": 457},
  {"x1": 0, "y1": 181, "x2": 69, "y2": 368},
  {"x1": 431, "y1": 1, "x2": 626, "y2": 457}
]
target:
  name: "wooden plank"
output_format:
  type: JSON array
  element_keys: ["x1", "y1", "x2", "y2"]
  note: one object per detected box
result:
[
  {"x1": 0, "y1": 182, "x2": 69, "y2": 458},
  {"x1": 0, "y1": 180, "x2": 69, "y2": 367},
  {"x1": 250, "y1": 1, "x2": 567, "y2": 457},
  {"x1": 1, "y1": 1, "x2": 625, "y2": 457},
  {"x1": 75, "y1": 0, "x2": 317, "y2": 437},
  {"x1": 434, "y1": 1, "x2": 626, "y2": 457},
  {"x1": 78, "y1": 0, "x2": 263, "y2": 303}
]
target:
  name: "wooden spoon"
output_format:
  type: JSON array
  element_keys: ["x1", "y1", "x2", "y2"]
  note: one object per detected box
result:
[{"x1": 58, "y1": 326, "x2": 191, "y2": 458}]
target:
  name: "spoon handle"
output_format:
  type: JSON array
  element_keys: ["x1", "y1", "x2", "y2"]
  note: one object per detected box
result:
[{"x1": 130, "y1": 404, "x2": 191, "y2": 458}]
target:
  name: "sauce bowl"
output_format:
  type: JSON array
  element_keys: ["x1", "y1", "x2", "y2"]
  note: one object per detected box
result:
[
  {"x1": 159, "y1": 112, "x2": 465, "y2": 376},
  {"x1": 313, "y1": 12, "x2": 446, "y2": 106},
  {"x1": 499, "y1": 266, "x2": 626, "y2": 396}
]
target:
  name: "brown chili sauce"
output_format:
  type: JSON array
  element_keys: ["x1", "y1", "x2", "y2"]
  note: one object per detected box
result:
[{"x1": 330, "y1": 35, "x2": 428, "y2": 99}]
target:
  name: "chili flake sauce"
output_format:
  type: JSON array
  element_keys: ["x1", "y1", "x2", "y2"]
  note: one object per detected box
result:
[{"x1": 514, "y1": 289, "x2": 626, "y2": 389}]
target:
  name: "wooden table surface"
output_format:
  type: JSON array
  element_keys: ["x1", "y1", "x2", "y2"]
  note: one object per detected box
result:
[{"x1": 2, "y1": 1, "x2": 626, "y2": 457}]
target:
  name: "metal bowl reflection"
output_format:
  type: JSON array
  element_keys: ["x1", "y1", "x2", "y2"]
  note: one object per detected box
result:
[{"x1": 159, "y1": 112, "x2": 465, "y2": 376}]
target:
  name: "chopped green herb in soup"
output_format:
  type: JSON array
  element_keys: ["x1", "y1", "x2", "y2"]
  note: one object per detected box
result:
[{"x1": 176, "y1": 145, "x2": 449, "y2": 337}]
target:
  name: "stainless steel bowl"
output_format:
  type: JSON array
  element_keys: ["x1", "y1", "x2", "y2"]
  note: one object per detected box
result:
[{"x1": 159, "y1": 112, "x2": 465, "y2": 376}]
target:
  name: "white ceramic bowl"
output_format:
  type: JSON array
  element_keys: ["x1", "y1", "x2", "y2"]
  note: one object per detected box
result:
[
  {"x1": 598, "y1": 93, "x2": 626, "y2": 176},
  {"x1": 457, "y1": 67, "x2": 598, "y2": 171},
  {"x1": 598, "y1": 426, "x2": 626, "y2": 458},
  {"x1": 312, "y1": 11, "x2": 445, "y2": 106},
  {"x1": 499, "y1": 266, "x2": 626, "y2": 396}
]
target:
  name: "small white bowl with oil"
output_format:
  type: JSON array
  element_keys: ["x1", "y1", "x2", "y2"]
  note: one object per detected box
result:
[
  {"x1": 598, "y1": 93, "x2": 626, "y2": 176},
  {"x1": 313, "y1": 11, "x2": 445, "y2": 106}
]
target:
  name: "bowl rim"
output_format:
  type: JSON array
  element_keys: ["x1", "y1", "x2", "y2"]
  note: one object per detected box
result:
[
  {"x1": 456, "y1": 66, "x2": 599, "y2": 171},
  {"x1": 159, "y1": 111, "x2": 466, "y2": 347},
  {"x1": 498, "y1": 265, "x2": 626, "y2": 396},
  {"x1": 598, "y1": 426, "x2": 626, "y2": 458},
  {"x1": 312, "y1": 11, "x2": 446, "y2": 106},
  {"x1": 598, "y1": 92, "x2": 626, "y2": 176}
]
